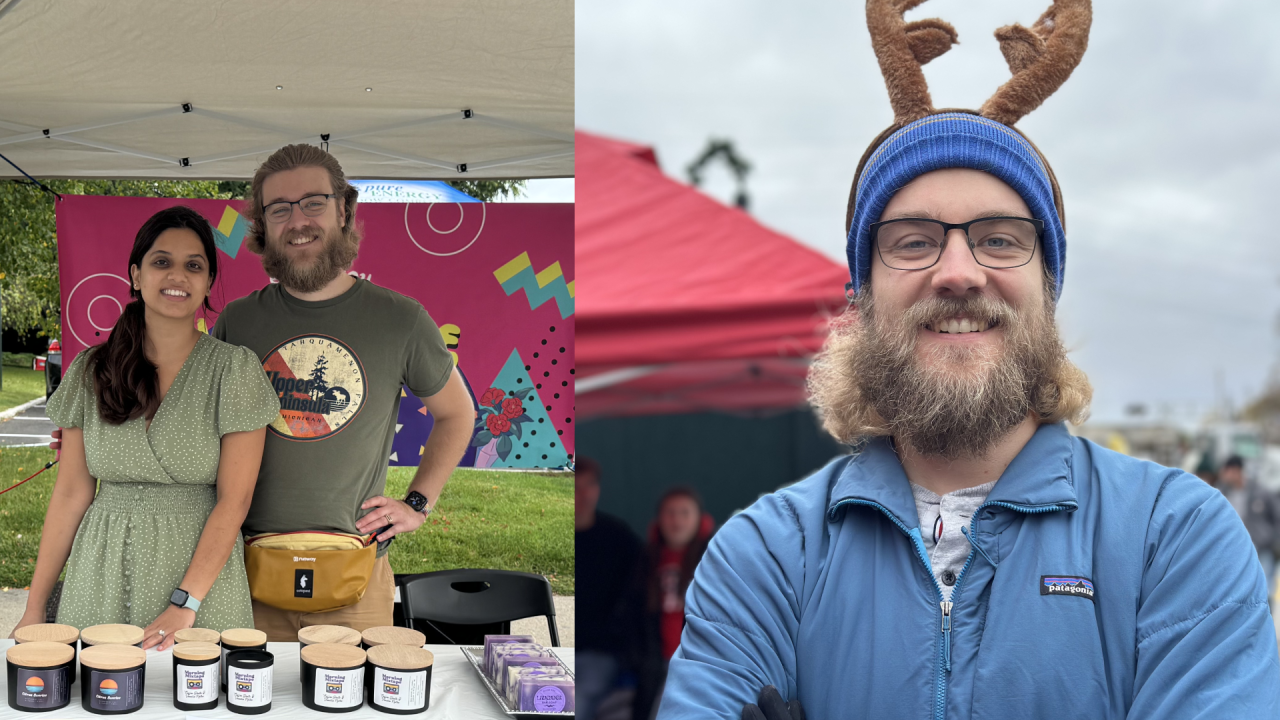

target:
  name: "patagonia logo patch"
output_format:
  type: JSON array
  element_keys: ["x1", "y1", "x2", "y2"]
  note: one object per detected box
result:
[{"x1": 1041, "y1": 575, "x2": 1095, "y2": 601}]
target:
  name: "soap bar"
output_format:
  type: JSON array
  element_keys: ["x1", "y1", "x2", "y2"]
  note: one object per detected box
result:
[
  {"x1": 499, "y1": 655, "x2": 560, "y2": 699},
  {"x1": 505, "y1": 666, "x2": 568, "y2": 707},
  {"x1": 518, "y1": 676, "x2": 575, "y2": 714},
  {"x1": 482, "y1": 635, "x2": 534, "y2": 679},
  {"x1": 490, "y1": 643, "x2": 543, "y2": 683}
]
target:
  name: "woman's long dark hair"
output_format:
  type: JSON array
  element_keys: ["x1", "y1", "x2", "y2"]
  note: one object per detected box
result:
[{"x1": 90, "y1": 205, "x2": 219, "y2": 425}]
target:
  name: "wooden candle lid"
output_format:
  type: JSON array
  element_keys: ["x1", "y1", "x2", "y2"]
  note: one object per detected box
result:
[
  {"x1": 174, "y1": 628, "x2": 221, "y2": 644},
  {"x1": 361, "y1": 626, "x2": 425, "y2": 648},
  {"x1": 300, "y1": 642, "x2": 366, "y2": 669},
  {"x1": 13, "y1": 623, "x2": 79, "y2": 645},
  {"x1": 172, "y1": 641, "x2": 221, "y2": 662},
  {"x1": 298, "y1": 625, "x2": 362, "y2": 647},
  {"x1": 220, "y1": 628, "x2": 267, "y2": 647},
  {"x1": 80, "y1": 644, "x2": 146, "y2": 670},
  {"x1": 366, "y1": 644, "x2": 434, "y2": 671},
  {"x1": 81, "y1": 624, "x2": 144, "y2": 646},
  {"x1": 7, "y1": 641, "x2": 75, "y2": 667}
]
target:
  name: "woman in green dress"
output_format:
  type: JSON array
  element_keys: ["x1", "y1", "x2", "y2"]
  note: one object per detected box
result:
[{"x1": 10, "y1": 206, "x2": 280, "y2": 650}]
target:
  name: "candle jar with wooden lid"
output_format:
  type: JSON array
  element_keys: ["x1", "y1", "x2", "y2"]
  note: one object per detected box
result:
[
  {"x1": 7, "y1": 641, "x2": 75, "y2": 712},
  {"x1": 80, "y1": 644, "x2": 146, "y2": 715}
]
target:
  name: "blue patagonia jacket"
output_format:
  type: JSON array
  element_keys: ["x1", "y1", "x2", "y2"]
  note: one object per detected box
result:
[{"x1": 657, "y1": 423, "x2": 1280, "y2": 719}]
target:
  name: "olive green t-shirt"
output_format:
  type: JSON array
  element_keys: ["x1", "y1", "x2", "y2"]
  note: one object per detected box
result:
[{"x1": 212, "y1": 279, "x2": 454, "y2": 537}]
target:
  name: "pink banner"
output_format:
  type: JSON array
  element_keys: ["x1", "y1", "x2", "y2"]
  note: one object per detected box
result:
[{"x1": 55, "y1": 196, "x2": 574, "y2": 468}]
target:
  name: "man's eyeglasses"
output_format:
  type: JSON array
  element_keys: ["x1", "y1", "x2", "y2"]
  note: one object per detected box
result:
[
  {"x1": 262, "y1": 194, "x2": 338, "y2": 223},
  {"x1": 870, "y1": 216, "x2": 1043, "y2": 270}
]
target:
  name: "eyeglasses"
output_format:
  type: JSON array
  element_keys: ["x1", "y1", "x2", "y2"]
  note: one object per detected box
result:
[
  {"x1": 262, "y1": 194, "x2": 338, "y2": 223},
  {"x1": 870, "y1": 216, "x2": 1043, "y2": 270}
]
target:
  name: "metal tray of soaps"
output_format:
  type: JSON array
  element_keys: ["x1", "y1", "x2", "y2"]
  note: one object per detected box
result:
[{"x1": 460, "y1": 645, "x2": 575, "y2": 718}]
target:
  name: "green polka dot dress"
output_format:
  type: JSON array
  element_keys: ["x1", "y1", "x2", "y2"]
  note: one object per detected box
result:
[{"x1": 46, "y1": 333, "x2": 280, "y2": 632}]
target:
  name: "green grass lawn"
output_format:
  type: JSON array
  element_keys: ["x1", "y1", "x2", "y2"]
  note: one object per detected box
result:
[
  {"x1": 0, "y1": 449, "x2": 573, "y2": 594},
  {"x1": 0, "y1": 367, "x2": 46, "y2": 411}
]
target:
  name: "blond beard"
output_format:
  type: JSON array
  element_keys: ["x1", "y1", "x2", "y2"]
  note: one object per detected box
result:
[
  {"x1": 808, "y1": 284, "x2": 1069, "y2": 459},
  {"x1": 262, "y1": 223, "x2": 359, "y2": 293}
]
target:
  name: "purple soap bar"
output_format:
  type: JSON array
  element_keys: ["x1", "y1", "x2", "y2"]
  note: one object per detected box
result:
[
  {"x1": 518, "y1": 676, "x2": 575, "y2": 713},
  {"x1": 499, "y1": 655, "x2": 561, "y2": 699},
  {"x1": 490, "y1": 642, "x2": 543, "y2": 682},
  {"x1": 506, "y1": 667, "x2": 568, "y2": 707},
  {"x1": 483, "y1": 635, "x2": 534, "y2": 678}
]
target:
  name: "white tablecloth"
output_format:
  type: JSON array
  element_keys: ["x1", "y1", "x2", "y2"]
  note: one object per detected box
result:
[{"x1": 0, "y1": 640, "x2": 574, "y2": 718}]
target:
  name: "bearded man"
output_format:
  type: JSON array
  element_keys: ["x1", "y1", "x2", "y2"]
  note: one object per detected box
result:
[
  {"x1": 655, "y1": 2, "x2": 1280, "y2": 714},
  {"x1": 213, "y1": 144, "x2": 474, "y2": 639}
]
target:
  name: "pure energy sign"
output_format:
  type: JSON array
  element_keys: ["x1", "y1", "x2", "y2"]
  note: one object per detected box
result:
[{"x1": 55, "y1": 197, "x2": 575, "y2": 469}]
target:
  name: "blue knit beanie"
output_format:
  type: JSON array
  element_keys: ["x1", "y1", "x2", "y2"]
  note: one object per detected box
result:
[{"x1": 846, "y1": 112, "x2": 1065, "y2": 299}]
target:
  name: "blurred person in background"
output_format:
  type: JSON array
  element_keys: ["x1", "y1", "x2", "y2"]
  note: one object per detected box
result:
[
  {"x1": 634, "y1": 489, "x2": 715, "y2": 719},
  {"x1": 576, "y1": 457, "x2": 645, "y2": 720},
  {"x1": 1217, "y1": 455, "x2": 1280, "y2": 605}
]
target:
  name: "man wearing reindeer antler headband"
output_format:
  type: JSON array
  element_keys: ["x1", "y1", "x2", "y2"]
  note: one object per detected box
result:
[{"x1": 657, "y1": 1, "x2": 1280, "y2": 718}]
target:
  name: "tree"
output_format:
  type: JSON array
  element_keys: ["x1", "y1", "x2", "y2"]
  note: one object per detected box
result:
[{"x1": 447, "y1": 180, "x2": 525, "y2": 202}]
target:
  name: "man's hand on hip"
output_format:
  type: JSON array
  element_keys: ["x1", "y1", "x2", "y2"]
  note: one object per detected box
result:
[{"x1": 357, "y1": 496, "x2": 426, "y2": 542}]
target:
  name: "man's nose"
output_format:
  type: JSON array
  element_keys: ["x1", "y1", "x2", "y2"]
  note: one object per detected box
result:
[
  {"x1": 284, "y1": 204, "x2": 313, "y2": 231},
  {"x1": 930, "y1": 228, "x2": 986, "y2": 296}
]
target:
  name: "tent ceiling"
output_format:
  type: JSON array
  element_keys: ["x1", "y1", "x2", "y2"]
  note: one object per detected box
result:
[{"x1": 0, "y1": 0, "x2": 572, "y2": 180}]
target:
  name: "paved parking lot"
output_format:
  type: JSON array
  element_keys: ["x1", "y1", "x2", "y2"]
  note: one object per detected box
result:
[{"x1": 0, "y1": 398, "x2": 54, "y2": 447}]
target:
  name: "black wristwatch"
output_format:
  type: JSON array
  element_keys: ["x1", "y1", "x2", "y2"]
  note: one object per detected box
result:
[
  {"x1": 404, "y1": 490, "x2": 431, "y2": 515},
  {"x1": 169, "y1": 587, "x2": 201, "y2": 612}
]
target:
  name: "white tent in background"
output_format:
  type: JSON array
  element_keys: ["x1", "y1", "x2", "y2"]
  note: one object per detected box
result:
[{"x1": 0, "y1": 0, "x2": 572, "y2": 180}]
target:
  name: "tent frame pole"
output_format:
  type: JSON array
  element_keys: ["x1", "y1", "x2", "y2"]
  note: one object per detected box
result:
[{"x1": 0, "y1": 106, "x2": 187, "y2": 148}]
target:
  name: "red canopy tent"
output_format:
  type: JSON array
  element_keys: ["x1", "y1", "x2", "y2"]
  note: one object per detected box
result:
[{"x1": 576, "y1": 130, "x2": 850, "y2": 418}]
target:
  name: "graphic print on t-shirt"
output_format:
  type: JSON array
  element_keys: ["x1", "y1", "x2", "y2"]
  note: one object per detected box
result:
[{"x1": 263, "y1": 335, "x2": 367, "y2": 441}]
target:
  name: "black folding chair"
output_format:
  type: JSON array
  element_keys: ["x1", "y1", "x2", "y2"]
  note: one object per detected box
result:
[{"x1": 396, "y1": 569, "x2": 560, "y2": 646}]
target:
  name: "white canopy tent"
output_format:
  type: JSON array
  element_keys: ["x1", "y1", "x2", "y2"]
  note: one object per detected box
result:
[{"x1": 0, "y1": 0, "x2": 572, "y2": 180}]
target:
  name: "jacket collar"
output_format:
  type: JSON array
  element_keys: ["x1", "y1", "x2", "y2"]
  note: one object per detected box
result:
[{"x1": 828, "y1": 422, "x2": 1078, "y2": 528}]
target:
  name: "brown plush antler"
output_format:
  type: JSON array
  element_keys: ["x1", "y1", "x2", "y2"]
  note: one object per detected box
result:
[
  {"x1": 867, "y1": 0, "x2": 959, "y2": 125},
  {"x1": 979, "y1": 0, "x2": 1092, "y2": 126}
]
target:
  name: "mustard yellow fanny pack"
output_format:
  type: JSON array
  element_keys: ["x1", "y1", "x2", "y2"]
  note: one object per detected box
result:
[{"x1": 244, "y1": 531, "x2": 377, "y2": 613}]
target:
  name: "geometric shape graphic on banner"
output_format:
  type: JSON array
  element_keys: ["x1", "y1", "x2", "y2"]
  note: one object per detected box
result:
[
  {"x1": 524, "y1": 324, "x2": 573, "y2": 460},
  {"x1": 214, "y1": 206, "x2": 249, "y2": 259},
  {"x1": 404, "y1": 203, "x2": 487, "y2": 257},
  {"x1": 472, "y1": 349, "x2": 569, "y2": 469},
  {"x1": 64, "y1": 272, "x2": 130, "y2": 347},
  {"x1": 494, "y1": 252, "x2": 575, "y2": 319}
]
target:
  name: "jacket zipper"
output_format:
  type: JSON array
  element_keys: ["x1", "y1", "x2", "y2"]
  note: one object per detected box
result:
[
  {"x1": 831, "y1": 497, "x2": 1070, "y2": 720},
  {"x1": 829, "y1": 498, "x2": 949, "y2": 720}
]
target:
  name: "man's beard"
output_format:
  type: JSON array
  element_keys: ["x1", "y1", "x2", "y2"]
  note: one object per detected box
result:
[
  {"x1": 262, "y1": 224, "x2": 359, "y2": 293},
  {"x1": 848, "y1": 287, "x2": 1065, "y2": 460}
]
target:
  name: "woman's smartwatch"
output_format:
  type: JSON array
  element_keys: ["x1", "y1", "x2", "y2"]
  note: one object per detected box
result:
[
  {"x1": 404, "y1": 490, "x2": 432, "y2": 515},
  {"x1": 169, "y1": 587, "x2": 201, "y2": 612}
]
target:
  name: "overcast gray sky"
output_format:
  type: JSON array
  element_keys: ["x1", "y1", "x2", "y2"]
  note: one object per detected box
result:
[{"x1": 577, "y1": 0, "x2": 1280, "y2": 425}]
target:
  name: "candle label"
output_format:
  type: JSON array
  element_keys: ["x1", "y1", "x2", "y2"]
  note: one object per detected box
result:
[
  {"x1": 89, "y1": 670, "x2": 143, "y2": 712},
  {"x1": 315, "y1": 667, "x2": 364, "y2": 708},
  {"x1": 230, "y1": 666, "x2": 273, "y2": 708},
  {"x1": 176, "y1": 663, "x2": 219, "y2": 704},
  {"x1": 534, "y1": 686, "x2": 567, "y2": 713},
  {"x1": 374, "y1": 667, "x2": 427, "y2": 710},
  {"x1": 14, "y1": 667, "x2": 69, "y2": 709}
]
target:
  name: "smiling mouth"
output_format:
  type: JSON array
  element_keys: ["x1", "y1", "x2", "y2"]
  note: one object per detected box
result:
[
  {"x1": 923, "y1": 317, "x2": 999, "y2": 334},
  {"x1": 288, "y1": 235, "x2": 318, "y2": 246},
  {"x1": 161, "y1": 289, "x2": 189, "y2": 298}
]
